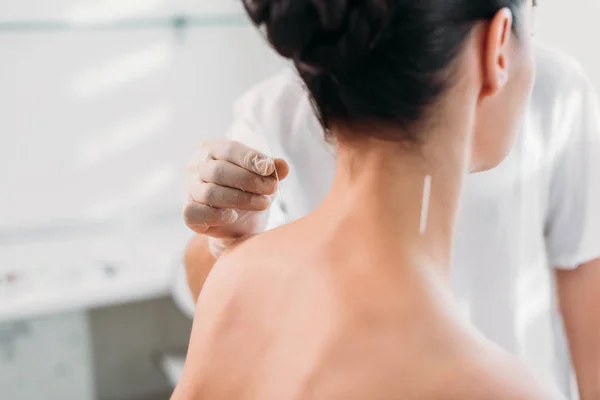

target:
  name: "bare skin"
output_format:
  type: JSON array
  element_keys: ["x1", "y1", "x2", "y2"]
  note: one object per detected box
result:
[
  {"x1": 176, "y1": 140, "x2": 558, "y2": 400},
  {"x1": 184, "y1": 235, "x2": 216, "y2": 301},
  {"x1": 556, "y1": 259, "x2": 600, "y2": 400},
  {"x1": 173, "y1": 4, "x2": 560, "y2": 399}
]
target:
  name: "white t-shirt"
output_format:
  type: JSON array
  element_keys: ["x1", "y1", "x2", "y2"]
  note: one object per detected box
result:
[{"x1": 178, "y1": 45, "x2": 600, "y2": 398}]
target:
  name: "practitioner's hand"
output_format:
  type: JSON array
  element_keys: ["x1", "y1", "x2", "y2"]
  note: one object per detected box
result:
[{"x1": 184, "y1": 139, "x2": 289, "y2": 257}]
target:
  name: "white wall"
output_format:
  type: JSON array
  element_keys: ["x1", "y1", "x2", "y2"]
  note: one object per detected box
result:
[
  {"x1": 535, "y1": 0, "x2": 600, "y2": 88},
  {"x1": 0, "y1": 0, "x2": 285, "y2": 234},
  {"x1": 0, "y1": 0, "x2": 242, "y2": 21}
]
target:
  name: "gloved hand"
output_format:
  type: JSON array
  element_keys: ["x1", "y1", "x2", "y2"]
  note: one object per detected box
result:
[{"x1": 184, "y1": 139, "x2": 289, "y2": 258}]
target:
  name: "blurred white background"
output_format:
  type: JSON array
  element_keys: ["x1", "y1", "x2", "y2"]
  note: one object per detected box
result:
[
  {"x1": 0, "y1": 0, "x2": 597, "y2": 399},
  {"x1": 0, "y1": 1, "x2": 284, "y2": 399}
]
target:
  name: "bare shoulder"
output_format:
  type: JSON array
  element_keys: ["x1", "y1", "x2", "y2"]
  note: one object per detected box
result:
[
  {"x1": 186, "y1": 231, "x2": 283, "y2": 344},
  {"x1": 446, "y1": 347, "x2": 564, "y2": 400},
  {"x1": 197, "y1": 226, "x2": 299, "y2": 317},
  {"x1": 178, "y1": 233, "x2": 287, "y2": 397}
]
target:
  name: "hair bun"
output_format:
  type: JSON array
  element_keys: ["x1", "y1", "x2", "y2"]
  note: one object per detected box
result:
[{"x1": 243, "y1": 0, "x2": 392, "y2": 73}]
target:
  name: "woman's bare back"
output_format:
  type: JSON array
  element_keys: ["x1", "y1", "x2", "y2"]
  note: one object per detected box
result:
[{"x1": 178, "y1": 221, "x2": 558, "y2": 400}]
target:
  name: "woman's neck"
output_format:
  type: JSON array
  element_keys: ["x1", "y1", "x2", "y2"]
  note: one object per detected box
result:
[{"x1": 317, "y1": 126, "x2": 472, "y2": 279}]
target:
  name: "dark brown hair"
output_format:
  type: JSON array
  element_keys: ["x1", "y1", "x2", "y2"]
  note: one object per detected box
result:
[{"x1": 243, "y1": 0, "x2": 527, "y2": 141}]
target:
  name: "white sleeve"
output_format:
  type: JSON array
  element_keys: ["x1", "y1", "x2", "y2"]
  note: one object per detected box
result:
[
  {"x1": 545, "y1": 75, "x2": 600, "y2": 269},
  {"x1": 225, "y1": 68, "x2": 306, "y2": 231}
]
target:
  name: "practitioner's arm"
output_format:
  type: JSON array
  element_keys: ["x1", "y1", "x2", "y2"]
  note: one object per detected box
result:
[
  {"x1": 556, "y1": 258, "x2": 600, "y2": 400},
  {"x1": 545, "y1": 72, "x2": 600, "y2": 400},
  {"x1": 184, "y1": 235, "x2": 215, "y2": 302},
  {"x1": 183, "y1": 139, "x2": 289, "y2": 301}
]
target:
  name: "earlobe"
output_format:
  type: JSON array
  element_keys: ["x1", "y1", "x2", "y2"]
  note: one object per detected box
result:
[
  {"x1": 482, "y1": 8, "x2": 513, "y2": 97},
  {"x1": 498, "y1": 66, "x2": 508, "y2": 88}
]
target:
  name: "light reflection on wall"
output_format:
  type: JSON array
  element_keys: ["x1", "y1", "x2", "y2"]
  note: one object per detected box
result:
[
  {"x1": 0, "y1": 0, "x2": 285, "y2": 234},
  {"x1": 71, "y1": 41, "x2": 172, "y2": 98},
  {"x1": 77, "y1": 104, "x2": 171, "y2": 167},
  {"x1": 83, "y1": 164, "x2": 176, "y2": 219}
]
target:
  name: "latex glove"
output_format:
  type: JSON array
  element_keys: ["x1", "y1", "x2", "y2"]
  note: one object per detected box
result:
[{"x1": 184, "y1": 139, "x2": 289, "y2": 257}]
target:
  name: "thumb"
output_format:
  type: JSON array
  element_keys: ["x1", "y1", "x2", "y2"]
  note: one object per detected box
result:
[{"x1": 273, "y1": 158, "x2": 290, "y2": 181}]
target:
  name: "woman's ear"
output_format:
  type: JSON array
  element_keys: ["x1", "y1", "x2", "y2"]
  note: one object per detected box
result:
[{"x1": 482, "y1": 8, "x2": 514, "y2": 98}]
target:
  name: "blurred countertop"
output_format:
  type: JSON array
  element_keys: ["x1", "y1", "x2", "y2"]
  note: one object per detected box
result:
[{"x1": 0, "y1": 217, "x2": 192, "y2": 323}]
